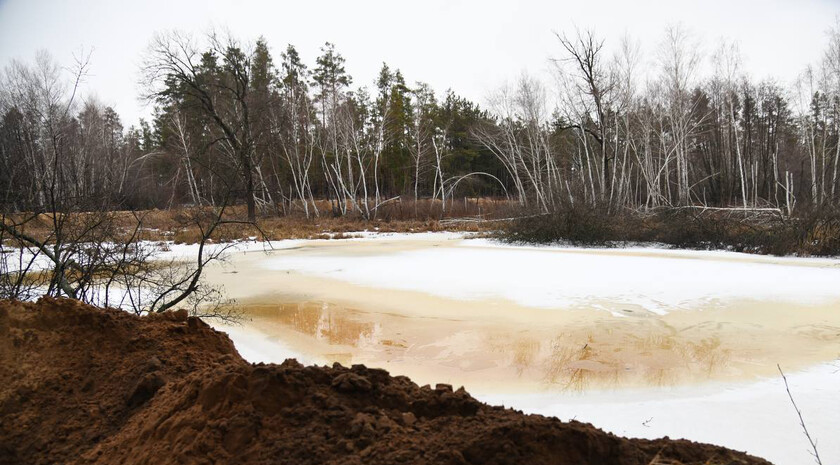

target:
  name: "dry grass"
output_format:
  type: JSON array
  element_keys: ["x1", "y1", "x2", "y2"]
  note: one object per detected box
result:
[{"x1": 3, "y1": 198, "x2": 513, "y2": 246}]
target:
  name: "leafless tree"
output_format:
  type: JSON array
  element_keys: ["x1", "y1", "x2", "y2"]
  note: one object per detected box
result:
[
  {"x1": 141, "y1": 30, "x2": 261, "y2": 222},
  {"x1": 553, "y1": 29, "x2": 616, "y2": 204}
]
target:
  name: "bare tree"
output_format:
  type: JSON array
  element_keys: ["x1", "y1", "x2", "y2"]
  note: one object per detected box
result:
[
  {"x1": 142, "y1": 30, "x2": 260, "y2": 222},
  {"x1": 658, "y1": 25, "x2": 702, "y2": 205},
  {"x1": 0, "y1": 49, "x2": 253, "y2": 320},
  {"x1": 553, "y1": 29, "x2": 616, "y2": 204},
  {"x1": 409, "y1": 82, "x2": 436, "y2": 210}
]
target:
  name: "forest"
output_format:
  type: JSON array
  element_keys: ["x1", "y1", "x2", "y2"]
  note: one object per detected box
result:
[{"x1": 3, "y1": 26, "x2": 840, "y2": 235}]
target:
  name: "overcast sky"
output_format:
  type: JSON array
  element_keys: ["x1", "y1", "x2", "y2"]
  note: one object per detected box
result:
[{"x1": 0, "y1": 0, "x2": 837, "y2": 127}]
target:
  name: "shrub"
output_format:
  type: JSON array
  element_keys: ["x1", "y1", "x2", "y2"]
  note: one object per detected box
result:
[{"x1": 500, "y1": 204, "x2": 840, "y2": 257}]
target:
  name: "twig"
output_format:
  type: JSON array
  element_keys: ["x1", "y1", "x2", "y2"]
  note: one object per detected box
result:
[
  {"x1": 438, "y1": 213, "x2": 550, "y2": 225},
  {"x1": 777, "y1": 364, "x2": 822, "y2": 465}
]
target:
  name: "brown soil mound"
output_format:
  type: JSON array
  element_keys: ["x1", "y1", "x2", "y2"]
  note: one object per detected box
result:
[{"x1": 0, "y1": 298, "x2": 770, "y2": 465}]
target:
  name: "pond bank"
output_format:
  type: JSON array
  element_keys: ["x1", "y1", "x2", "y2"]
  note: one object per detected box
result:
[{"x1": 202, "y1": 233, "x2": 840, "y2": 465}]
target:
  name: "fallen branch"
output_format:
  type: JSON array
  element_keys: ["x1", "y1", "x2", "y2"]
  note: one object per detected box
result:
[
  {"x1": 438, "y1": 213, "x2": 550, "y2": 225},
  {"x1": 777, "y1": 364, "x2": 822, "y2": 465}
]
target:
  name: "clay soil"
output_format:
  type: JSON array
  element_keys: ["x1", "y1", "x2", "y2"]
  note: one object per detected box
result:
[{"x1": 0, "y1": 298, "x2": 770, "y2": 465}]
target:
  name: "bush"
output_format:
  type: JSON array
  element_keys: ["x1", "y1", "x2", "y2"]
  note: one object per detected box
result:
[{"x1": 500, "y1": 204, "x2": 840, "y2": 257}]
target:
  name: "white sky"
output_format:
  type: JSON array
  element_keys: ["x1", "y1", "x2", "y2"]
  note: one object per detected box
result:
[{"x1": 0, "y1": 0, "x2": 837, "y2": 127}]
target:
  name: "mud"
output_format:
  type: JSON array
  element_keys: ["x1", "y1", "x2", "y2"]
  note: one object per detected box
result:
[{"x1": 0, "y1": 298, "x2": 769, "y2": 465}]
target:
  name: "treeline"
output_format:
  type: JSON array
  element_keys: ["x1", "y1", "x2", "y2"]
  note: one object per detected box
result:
[{"x1": 4, "y1": 26, "x2": 840, "y2": 221}]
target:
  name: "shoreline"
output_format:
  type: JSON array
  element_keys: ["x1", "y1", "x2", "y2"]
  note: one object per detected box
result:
[{"x1": 212, "y1": 318, "x2": 840, "y2": 465}]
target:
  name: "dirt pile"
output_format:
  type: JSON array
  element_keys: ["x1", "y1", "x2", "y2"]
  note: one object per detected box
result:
[{"x1": 0, "y1": 298, "x2": 770, "y2": 465}]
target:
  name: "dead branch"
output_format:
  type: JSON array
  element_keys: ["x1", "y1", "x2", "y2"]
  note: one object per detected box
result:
[{"x1": 777, "y1": 364, "x2": 822, "y2": 465}]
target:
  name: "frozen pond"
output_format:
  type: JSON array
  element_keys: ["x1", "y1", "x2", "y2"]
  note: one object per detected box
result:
[{"x1": 202, "y1": 233, "x2": 840, "y2": 465}]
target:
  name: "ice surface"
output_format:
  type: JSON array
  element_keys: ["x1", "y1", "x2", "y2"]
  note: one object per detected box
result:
[
  {"x1": 261, "y1": 234, "x2": 840, "y2": 314},
  {"x1": 477, "y1": 362, "x2": 840, "y2": 465}
]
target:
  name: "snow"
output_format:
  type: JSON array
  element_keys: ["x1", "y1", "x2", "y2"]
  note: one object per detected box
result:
[
  {"x1": 1, "y1": 247, "x2": 55, "y2": 273},
  {"x1": 478, "y1": 362, "x2": 840, "y2": 465},
  {"x1": 146, "y1": 231, "x2": 468, "y2": 263},
  {"x1": 151, "y1": 239, "x2": 306, "y2": 262},
  {"x1": 261, "y1": 234, "x2": 840, "y2": 314},
  {"x1": 216, "y1": 322, "x2": 322, "y2": 367}
]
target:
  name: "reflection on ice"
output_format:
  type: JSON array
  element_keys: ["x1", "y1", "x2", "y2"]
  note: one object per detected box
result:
[
  {"x1": 235, "y1": 294, "x2": 834, "y2": 393},
  {"x1": 249, "y1": 302, "x2": 379, "y2": 348}
]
